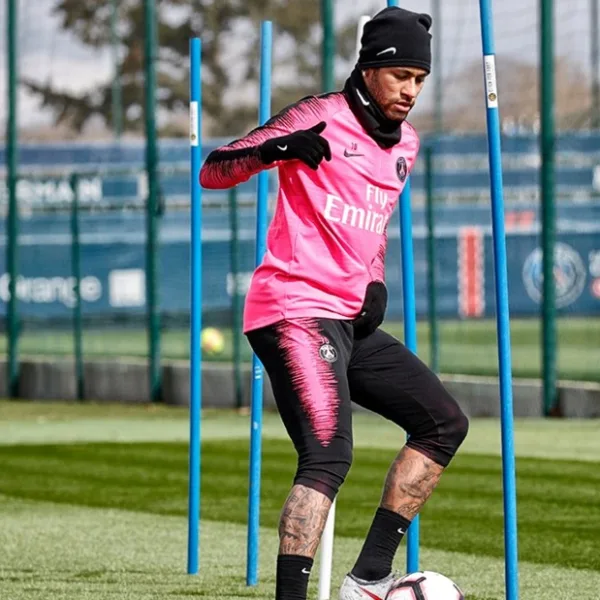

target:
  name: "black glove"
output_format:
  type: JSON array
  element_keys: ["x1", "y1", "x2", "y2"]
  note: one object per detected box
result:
[
  {"x1": 352, "y1": 281, "x2": 388, "y2": 339},
  {"x1": 258, "y1": 121, "x2": 331, "y2": 170}
]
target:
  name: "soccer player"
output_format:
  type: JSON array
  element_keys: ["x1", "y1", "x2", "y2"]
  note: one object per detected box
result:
[{"x1": 200, "y1": 6, "x2": 469, "y2": 600}]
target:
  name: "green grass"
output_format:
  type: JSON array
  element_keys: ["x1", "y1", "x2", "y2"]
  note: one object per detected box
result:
[
  {"x1": 1, "y1": 439, "x2": 599, "y2": 572},
  {"x1": 1, "y1": 401, "x2": 600, "y2": 599},
  {"x1": 5, "y1": 316, "x2": 600, "y2": 382},
  {"x1": 4, "y1": 498, "x2": 600, "y2": 600},
  {"x1": 2, "y1": 403, "x2": 600, "y2": 461}
]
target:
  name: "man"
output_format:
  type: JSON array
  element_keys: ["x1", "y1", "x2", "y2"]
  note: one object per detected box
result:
[{"x1": 200, "y1": 6, "x2": 469, "y2": 600}]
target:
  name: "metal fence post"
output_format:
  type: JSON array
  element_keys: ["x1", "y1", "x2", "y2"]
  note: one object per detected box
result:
[{"x1": 70, "y1": 174, "x2": 85, "y2": 400}]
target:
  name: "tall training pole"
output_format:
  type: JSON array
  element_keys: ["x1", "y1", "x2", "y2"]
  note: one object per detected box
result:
[
  {"x1": 187, "y1": 37, "x2": 203, "y2": 576},
  {"x1": 246, "y1": 20, "x2": 273, "y2": 587},
  {"x1": 386, "y1": 0, "x2": 420, "y2": 574},
  {"x1": 478, "y1": 2, "x2": 520, "y2": 599}
]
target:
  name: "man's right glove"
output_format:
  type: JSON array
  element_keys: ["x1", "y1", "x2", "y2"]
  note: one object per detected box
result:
[
  {"x1": 352, "y1": 281, "x2": 388, "y2": 340},
  {"x1": 258, "y1": 121, "x2": 331, "y2": 170}
]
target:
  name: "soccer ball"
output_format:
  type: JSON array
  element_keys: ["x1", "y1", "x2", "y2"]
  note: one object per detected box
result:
[
  {"x1": 386, "y1": 571, "x2": 464, "y2": 600},
  {"x1": 201, "y1": 327, "x2": 225, "y2": 355}
]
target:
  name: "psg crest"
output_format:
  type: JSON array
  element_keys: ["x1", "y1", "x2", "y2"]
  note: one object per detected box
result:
[
  {"x1": 396, "y1": 157, "x2": 408, "y2": 182},
  {"x1": 522, "y1": 242, "x2": 586, "y2": 308},
  {"x1": 319, "y1": 343, "x2": 338, "y2": 363}
]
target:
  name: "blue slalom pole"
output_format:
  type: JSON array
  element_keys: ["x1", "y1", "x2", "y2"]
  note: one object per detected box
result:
[
  {"x1": 399, "y1": 178, "x2": 419, "y2": 574},
  {"x1": 478, "y1": 3, "x2": 519, "y2": 600},
  {"x1": 385, "y1": 0, "x2": 420, "y2": 574},
  {"x1": 187, "y1": 36, "x2": 202, "y2": 576},
  {"x1": 247, "y1": 20, "x2": 272, "y2": 587}
]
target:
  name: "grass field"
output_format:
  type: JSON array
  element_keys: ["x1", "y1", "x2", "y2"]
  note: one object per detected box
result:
[
  {"x1": 6, "y1": 316, "x2": 600, "y2": 382},
  {"x1": 1, "y1": 401, "x2": 599, "y2": 599}
]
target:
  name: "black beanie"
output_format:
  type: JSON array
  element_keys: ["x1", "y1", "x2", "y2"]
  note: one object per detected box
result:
[{"x1": 357, "y1": 6, "x2": 432, "y2": 73}]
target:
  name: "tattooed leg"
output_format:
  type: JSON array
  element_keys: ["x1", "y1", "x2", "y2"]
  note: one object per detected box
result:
[
  {"x1": 279, "y1": 484, "x2": 332, "y2": 557},
  {"x1": 350, "y1": 447, "x2": 445, "y2": 581},
  {"x1": 380, "y1": 446, "x2": 444, "y2": 519}
]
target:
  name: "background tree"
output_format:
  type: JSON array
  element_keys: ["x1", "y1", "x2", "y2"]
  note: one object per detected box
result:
[
  {"x1": 413, "y1": 54, "x2": 593, "y2": 135},
  {"x1": 24, "y1": 0, "x2": 366, "y2": 139}
]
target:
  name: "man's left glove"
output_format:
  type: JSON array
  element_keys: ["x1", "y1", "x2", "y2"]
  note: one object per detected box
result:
[{"x1": 352, "y1": 281, "x2": 388, "y2": 339}]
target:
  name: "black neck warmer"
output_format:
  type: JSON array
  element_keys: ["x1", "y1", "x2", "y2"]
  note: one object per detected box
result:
[{"x1": 343, "y1": 68, "x2": 402, "y2": 149}]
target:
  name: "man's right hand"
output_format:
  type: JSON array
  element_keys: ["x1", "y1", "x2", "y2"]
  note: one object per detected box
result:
[
  {"x1": 259, "y1": 121, "x2": 331, "y2": 170},
  {"x1": 352, "y1": 281, "x2": 388, "y2": 339}
]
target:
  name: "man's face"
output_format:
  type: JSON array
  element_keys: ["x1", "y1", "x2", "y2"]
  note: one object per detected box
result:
[{"x1": 363, "y1": 66, "x2": 428, "y2": 121}]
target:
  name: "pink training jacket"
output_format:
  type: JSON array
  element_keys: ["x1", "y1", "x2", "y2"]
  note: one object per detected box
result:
[{"x1": 200, "y1": 93, "x2": 420, "y2": 333}]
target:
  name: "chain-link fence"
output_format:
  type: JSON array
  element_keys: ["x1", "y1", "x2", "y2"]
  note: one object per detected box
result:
[{"x1": 0, "y1": 0, "x2": 598, "y2": 406}]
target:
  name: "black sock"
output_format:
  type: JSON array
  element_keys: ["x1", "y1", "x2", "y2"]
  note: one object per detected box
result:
[
  {"x1": 276, "y1": 555, "x2": 314, "y2": 600},
  {"x1": 351, "y1": 508, "x2": 411, "y2": 581}
]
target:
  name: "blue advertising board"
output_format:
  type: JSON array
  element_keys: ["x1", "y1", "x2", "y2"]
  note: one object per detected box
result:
[
  {"x1": 0, "y1": 134, "x2": 598, "y2": 323},
  {"x1": 2, "y1": 131, "x2": 600, "y2": 209},
  {"x1": 0, "y1": 222, "x2": 597, "y2": 322}
]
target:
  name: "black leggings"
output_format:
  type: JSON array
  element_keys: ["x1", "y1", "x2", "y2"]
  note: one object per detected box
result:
[{"x1": 246, "y1": 317, "x2": 469, "y2": 502}]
